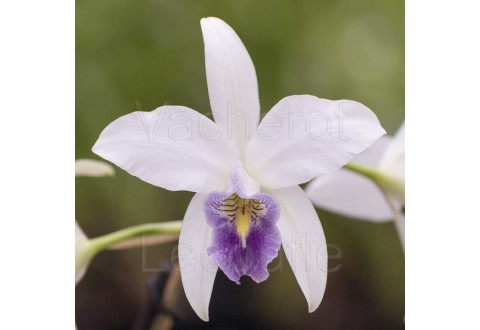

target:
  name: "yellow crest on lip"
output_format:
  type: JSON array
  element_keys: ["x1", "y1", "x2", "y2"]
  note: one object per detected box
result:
[
  {"x1": 219, "y1": 193, "x2": 266, "y2": 249},
  {"x1": 236, "y1": 198, "x2": 252, "y2": 249}
]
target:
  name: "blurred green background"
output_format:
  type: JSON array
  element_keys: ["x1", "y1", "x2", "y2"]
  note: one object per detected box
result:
[{"x1": 76, "y1": 0, "x2": 404, "y2": 329}]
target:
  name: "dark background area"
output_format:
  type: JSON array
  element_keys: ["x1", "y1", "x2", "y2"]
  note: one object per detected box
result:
[{"x1": 76, "y1": 0, "x2": 404, "y2": 328}]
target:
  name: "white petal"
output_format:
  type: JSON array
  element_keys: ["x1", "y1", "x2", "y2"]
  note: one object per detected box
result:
[
  {"x1": 380, "y1": 121, "x2": 405, "y2": 181},
  {"x1": 201, "y1": 17, "x2": 260, "y2": 152},
  {"x1": 75, "y1": 159, "x2": 115, "y2": 177},
  {"x1": 306, "y1": 169, "x2": 394, "y2": 222},
  {"x1": 245, "y1": 95, "x2": 386, "y2": 189},
  {"x1": 178, "y1": 193, "x2": 218, "y2": 321},
  {"x1": 267, "y1": 186, "x2": 327, "y2": 313},
  {"x1": 92, "y1": 106, "x2": 237, "y2": 193}
]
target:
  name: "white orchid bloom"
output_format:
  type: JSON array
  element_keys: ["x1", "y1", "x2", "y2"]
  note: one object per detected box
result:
[
  {"x1": 306, "y1": 122, "x2": 405, "y2": 248},
  {"x1": 92, "y1": 17, "x2": 385, "y2": 321}
]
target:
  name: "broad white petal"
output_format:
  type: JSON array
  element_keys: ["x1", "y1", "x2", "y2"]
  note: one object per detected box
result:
[
  {"x1": 245, "y1": 95, "x2": 386, "y2": 189},
  {"x1": 75, "y1": 159, "x2": 115, "y2": 177},
  {"x1": 92, "y1": 106, "x2": 237, "y2": 193},
  {"x1": 267, "y1": 186, "x2": 327, "y2": 313},
  {"x1": 380, "y1": 121, "x2": 405, "y2": 181},
  {"x1": 201, "y1": 17, "x2": 260, "y2": 152},
  {"x1": 178, "y1": 193, "x2": 218, "y2": 321},
  {"x1": 306, "y1": 169, "x2": 394, "y2": 222}
]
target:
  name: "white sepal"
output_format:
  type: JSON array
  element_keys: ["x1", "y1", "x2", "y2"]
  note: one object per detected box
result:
[
  {"x1": 268, "y1": 186, "x2": 328, "y2": 313},
  {"x1": 178, "y1": 193, "x2": 218, "y2": 321},
  {"x1": 201, "y1": 17, "x2": 260, "y2": 153}
]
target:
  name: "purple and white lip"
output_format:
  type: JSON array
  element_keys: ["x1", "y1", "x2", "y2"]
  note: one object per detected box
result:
[{"x1": 203, "y1": 166, "x2": 281, "y2": 284}]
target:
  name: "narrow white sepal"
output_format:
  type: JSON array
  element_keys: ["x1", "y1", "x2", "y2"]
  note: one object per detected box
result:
[
  {"x1": 178, "y1": 193, "x2": 218, "y2": 321},
  {"x1": 267, "y1": 186, "x2": 328, "y2": 313},
  {"x1": 201, "y1": 17, "x2": 260, "y2": 153}
]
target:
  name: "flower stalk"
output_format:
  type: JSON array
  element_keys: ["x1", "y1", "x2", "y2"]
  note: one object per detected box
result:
[
  {"x1": 89, "y1": 221, "x2": 182, "y2": 253},
  {"x1": 76, "y1": 221, "x2": 182, "y2": 284}
]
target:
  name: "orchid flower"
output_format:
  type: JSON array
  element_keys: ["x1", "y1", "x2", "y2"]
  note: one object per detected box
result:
[
  {"x1": 306, "y1": 122, "x2": 405, "y2": 249},
  {"x1": 92, "y1": 17, "x2": 385, "y2": 321}
]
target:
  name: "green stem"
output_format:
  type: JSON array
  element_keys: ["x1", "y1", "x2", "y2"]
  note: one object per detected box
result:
[{"x1": 89, "y1": 221, "x2": 182, "y2": 253}]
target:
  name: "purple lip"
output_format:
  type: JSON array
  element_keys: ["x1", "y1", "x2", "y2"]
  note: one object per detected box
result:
[{"x1": 203, "y1": 191, "x2": 281, "y2": 284}]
